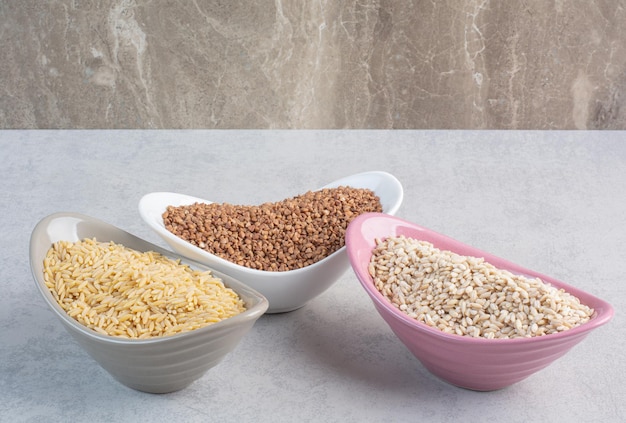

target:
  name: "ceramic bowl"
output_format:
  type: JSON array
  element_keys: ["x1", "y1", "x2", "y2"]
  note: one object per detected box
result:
[
  {"x1": 345, "y1": 212, "x2": 614, "y2": 391},
  {"x1": 29, "y1": 212, "x2": 268, "y2": 394},
  {"x1": 139, "y1": 171, "x2": 403, "y2": 313}
]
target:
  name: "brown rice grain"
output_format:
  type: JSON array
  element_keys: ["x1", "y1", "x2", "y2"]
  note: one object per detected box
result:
[{"x1": 43, "y1": 238, "x2": 246, "y2": 339}]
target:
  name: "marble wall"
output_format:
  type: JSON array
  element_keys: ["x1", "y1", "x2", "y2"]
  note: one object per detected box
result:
[{"x1": 1, "y1": 0, "x2": 625, "y2": 129}]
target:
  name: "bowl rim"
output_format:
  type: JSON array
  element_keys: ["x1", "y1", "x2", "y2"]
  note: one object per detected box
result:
[
  {"x1": 346, "y1": 212, "x2": 615, "y2": 345},
  {"x1": 29, "y1": 212, "x2": 269, "y2": 345},
  {"x1": 138, "y1": 170, "x2": 404, "y2": 277}
]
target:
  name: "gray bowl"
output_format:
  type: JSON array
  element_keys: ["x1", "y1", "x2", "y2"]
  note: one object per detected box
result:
[{"x1": 29, "y1": 212, "x2": 269, "y2": 393}]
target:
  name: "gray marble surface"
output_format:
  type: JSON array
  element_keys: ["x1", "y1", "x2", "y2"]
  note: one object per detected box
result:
[
  {"x1": 2, "y1": 1, "x2": 626, "y2": 129},
  {"x1": 1, "y1": 131, "x2": 624, "y2": 422}
]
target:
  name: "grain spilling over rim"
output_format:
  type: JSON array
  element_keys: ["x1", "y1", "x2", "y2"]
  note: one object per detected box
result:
[
  {"x1": 43, "y1": 238, "x2": 246, "y2": 339},
  {"x1": 369, "y1": 236, "x2": 594, "y2": 339}
]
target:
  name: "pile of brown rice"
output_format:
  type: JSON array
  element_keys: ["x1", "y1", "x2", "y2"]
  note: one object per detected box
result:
[
  {"x1": 43, "y1": 238, "x2": 246, "y2": 339},
  {"x1": 369, "y1": 236, "x2": 594, "y2": 339}
]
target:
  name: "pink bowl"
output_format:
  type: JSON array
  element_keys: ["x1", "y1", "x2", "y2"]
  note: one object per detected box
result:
[{"x1": 345, "y1": 213, "x2": 614, "y2": 391}]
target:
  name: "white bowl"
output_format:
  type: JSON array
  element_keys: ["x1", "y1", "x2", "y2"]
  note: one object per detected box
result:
[
  {"x1": 139, "y1": 171, "x2": 404, "y2": 313},
  {"x1": 29, "y1": 212, "x2": 268, "y2": 393}
]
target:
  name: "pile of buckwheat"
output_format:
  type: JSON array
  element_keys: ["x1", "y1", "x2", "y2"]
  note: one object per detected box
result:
[
  {"x1": 163, "y1": 186, "x2": 382, "y2": 271},
  {"x1": 369, "y1": 235, "x2": 594, "y2": 339}
]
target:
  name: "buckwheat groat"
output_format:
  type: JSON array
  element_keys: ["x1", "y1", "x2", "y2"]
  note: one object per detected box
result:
[{"x1": 163, "y1": 186, "x2": 382, "y2": 271}]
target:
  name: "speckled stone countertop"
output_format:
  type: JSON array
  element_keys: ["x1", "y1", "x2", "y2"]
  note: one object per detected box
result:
[
  {"x1": 1, "y1": 131, "x2": 624, "y2": 422},
  {"x1": 2, "y1": 1, "x2": 626, "y2": 129}
]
